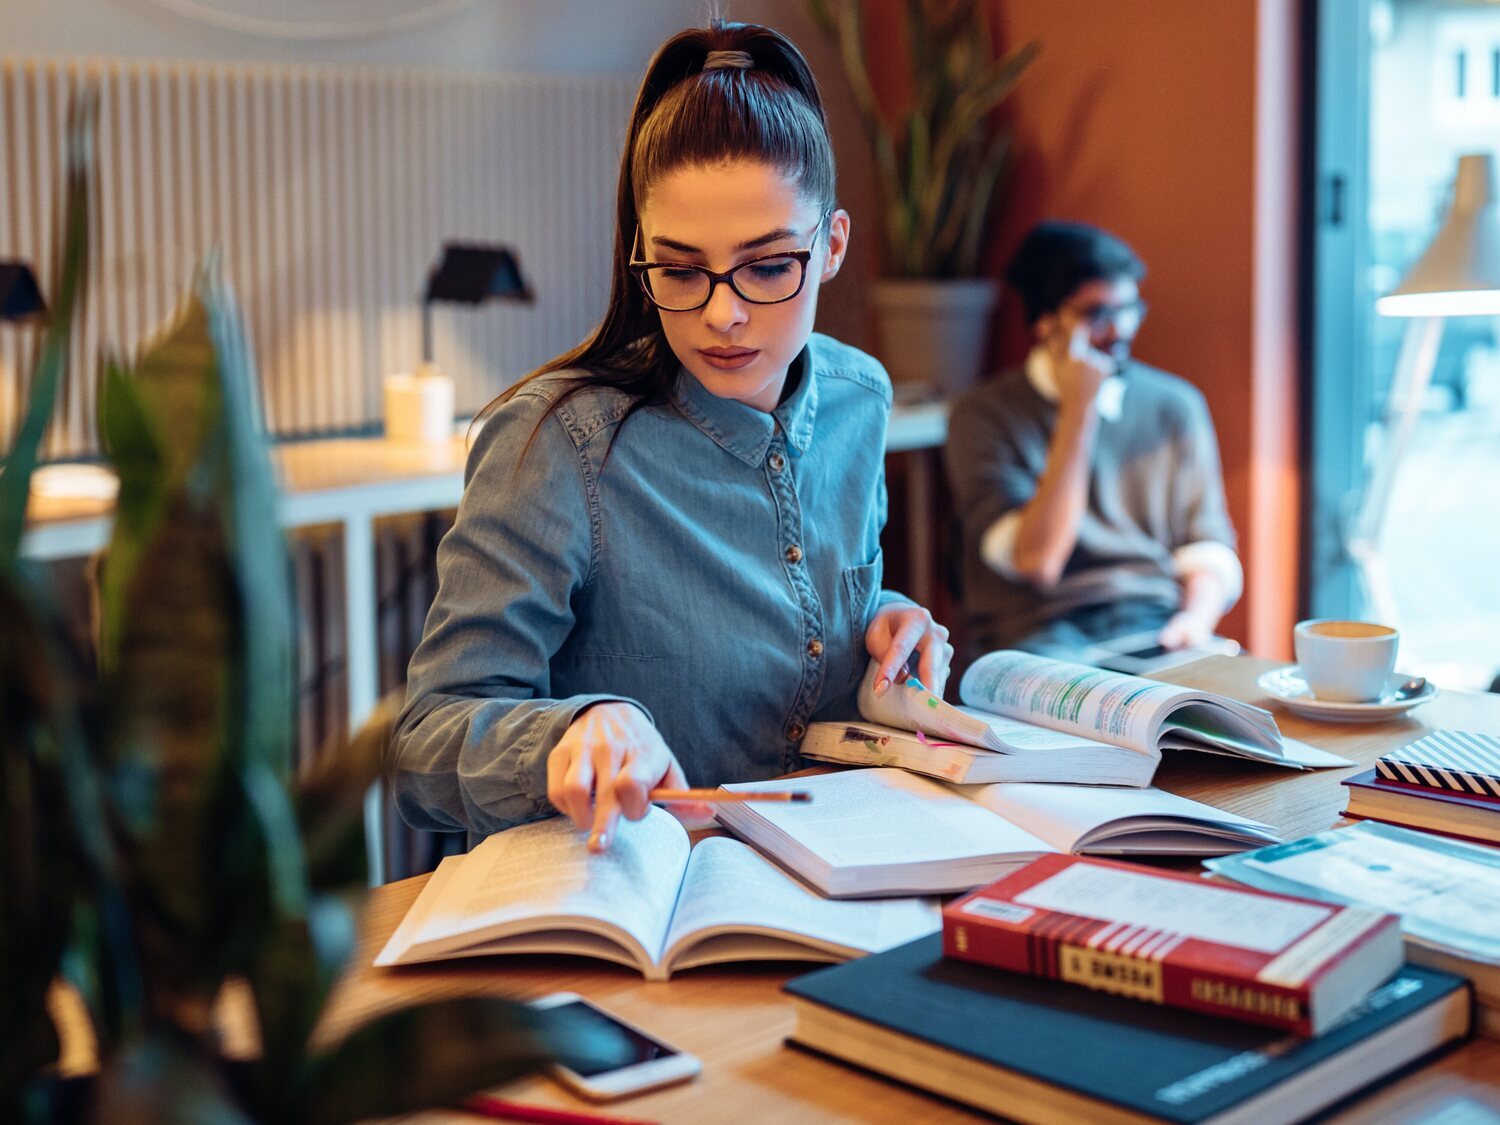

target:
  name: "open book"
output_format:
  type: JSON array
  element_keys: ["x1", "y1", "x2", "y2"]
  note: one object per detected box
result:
[
  {"x1": 798, "y1": 711, "x2": 1158, "y2": 786},
  {"x1": 714, "y1": 768, "x2": 1281, "y2": 897},
  {"x1": 855, "y1": 652, "x2": 1352, "y2": 772},
  {"x1": 374, "y1": 809, "x2": 939, "y2": 979}
]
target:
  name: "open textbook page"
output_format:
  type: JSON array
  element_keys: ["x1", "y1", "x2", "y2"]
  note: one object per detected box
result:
[
  {"x1": 819, "y1": 668, "x2": 1159, "y2": 786},
  {"x1": 716, "y1": 768, "x2": 1281, "y2": 897},
  {"x1": 660, "y1": 835, "x2": 938, "y2": 972},
  {"x1": 954, "y1": 781, "x2": 1281, "y2": 856},
  {"x1": 953, "y1": 651, "x2": 1352, "y2": 769},
  {"x1": 375, "y1": 809, "x2": 690, "y2": 972},
  {"x1": 375, "y1": 808, "x2": 939, "y2": 979}
]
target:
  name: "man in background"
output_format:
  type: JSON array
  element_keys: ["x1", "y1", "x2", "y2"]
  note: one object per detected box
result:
[{"x1": 944, "y1": 221, "x2": 1242, "y2": 661}]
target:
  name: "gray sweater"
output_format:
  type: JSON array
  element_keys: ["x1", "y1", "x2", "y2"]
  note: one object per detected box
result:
[{"x1": 943, "y1": 361, "x2": 1237, "y2": 652}]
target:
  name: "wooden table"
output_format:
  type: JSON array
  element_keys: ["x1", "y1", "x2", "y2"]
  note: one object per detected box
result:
[{"x1": 318, "y1": 655, "x2": 1500, "y2": 1123}]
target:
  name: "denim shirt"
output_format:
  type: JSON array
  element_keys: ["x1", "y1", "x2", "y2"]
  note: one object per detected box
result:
[{"x1": 392, "y1": 333, "x2": 911, "y2": 836}]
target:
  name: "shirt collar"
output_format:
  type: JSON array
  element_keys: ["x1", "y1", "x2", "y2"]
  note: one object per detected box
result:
[
  {"x1": 1024, "y1": 346, "x2": 1126, "y2": 422},
  {"x1": 668, "y1": 346, "x2": 819, "y2": 466}
]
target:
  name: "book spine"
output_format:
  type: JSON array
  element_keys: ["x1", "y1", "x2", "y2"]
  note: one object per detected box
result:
[{"x1": 943, "y1": 913, "x2": 1315, "y2": 1035}]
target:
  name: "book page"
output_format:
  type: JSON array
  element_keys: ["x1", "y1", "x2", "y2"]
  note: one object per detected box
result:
[
  {"x1": 856, "y1": 660, "x2": 996, "y2": 747},
  {"x1": 662, "y1": 836, "x2": 939, "y2": 964},
  {"x1": 956, "y1": 782, "x2": 1274, "y2": 853},
  {"x1": 958, "y1": 650, "x2": 1189, "y2": 752},
  {"x1": 721, "y1": 769, "x2": 1055, "y2": 866},
  {"x1": 381, "y1": 809, "x2": 691, "y2": 967}
]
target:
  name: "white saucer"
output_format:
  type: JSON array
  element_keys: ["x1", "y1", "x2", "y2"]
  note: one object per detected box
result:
[{"x1": 1256, "y1": 666, "x2": 1439, "y2": 723}]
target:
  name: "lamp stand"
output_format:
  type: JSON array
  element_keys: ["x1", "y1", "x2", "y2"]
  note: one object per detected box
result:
[{"x1": 1345, "y1": 314, "x2": 1444, "y2": 622}]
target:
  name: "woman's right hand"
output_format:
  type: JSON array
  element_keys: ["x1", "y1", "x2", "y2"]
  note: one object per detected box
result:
[{"x1": 547, "y1": 702, "x2": 697, "y2": 852}]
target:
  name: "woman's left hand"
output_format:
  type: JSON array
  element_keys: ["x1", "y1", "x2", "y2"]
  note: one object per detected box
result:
[{"x1": 865, "y1": 603, "x2": 954, "y2": 698}]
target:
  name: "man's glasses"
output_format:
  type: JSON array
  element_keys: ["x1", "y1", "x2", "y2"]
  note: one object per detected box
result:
[
  {"x1": 629, "y1": 219, "x2": 825, "y2": 312},
  {"x1": 1069, "y1": 297, "x2": 1148, "y2": 334}
]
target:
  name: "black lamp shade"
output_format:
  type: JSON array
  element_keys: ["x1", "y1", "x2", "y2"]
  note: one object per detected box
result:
[
  {"x1": 424, "y1": 243, "x2": 533, "y2": 305},
  {"x1": 0, "y1": 260, "x2": 47, "y2": 322}
]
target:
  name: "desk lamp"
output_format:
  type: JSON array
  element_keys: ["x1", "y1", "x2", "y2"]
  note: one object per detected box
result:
[
  {"x1": 1348, "y1": 152, "x2": 1500, "y2": 621},
  {"x1": 384, "y1": 242, "x2": 534, "y2": 444},
  {"x1": 1, "y1": 260, "x2": 47, "y2": 323}
]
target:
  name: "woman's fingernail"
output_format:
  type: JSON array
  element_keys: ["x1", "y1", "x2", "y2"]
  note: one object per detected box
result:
[
  {"x1": 588, "y1": 830, "x2": 605, "y2": 852},
  {"x1": 875, "y1": 677, "x2": 890, "y2": 696}
]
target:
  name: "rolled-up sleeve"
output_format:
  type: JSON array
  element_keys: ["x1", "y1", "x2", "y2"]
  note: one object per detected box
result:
[
  {"x1": 1170, "y1": 390, "x2": 1242, "y2": 608},
  {"x1": 390, "y1": 392, "x2": 648, "y2": 835}
]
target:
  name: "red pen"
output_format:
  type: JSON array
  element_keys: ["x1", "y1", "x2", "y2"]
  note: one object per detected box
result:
[{"x1": 461, "y1": 1094, "x2": 658, "y2": 1125}]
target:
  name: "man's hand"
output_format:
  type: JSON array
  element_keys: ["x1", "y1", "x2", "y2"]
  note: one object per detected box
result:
[
  {"x1": 1158, "y1": 608, "x2": 1217, "y2": 651},
  {"x1": 866, "y1": 603, "x2": 954, "y2": 698},
  {"x1": 1049, "y1": 320, "x2": 1113, "y2": 411},
  {"x1": 547, "y1": 703, "x2": 702, "y2": 852}
]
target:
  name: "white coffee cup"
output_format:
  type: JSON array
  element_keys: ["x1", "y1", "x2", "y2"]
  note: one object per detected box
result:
[{"x1": 1293, "y1": 619, "x2": 1399, "y2": 702}]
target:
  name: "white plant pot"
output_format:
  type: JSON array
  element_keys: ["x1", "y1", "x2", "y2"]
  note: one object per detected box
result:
[{"x1": 869, "y1": 277, "x2": 1000, "y2": 397}]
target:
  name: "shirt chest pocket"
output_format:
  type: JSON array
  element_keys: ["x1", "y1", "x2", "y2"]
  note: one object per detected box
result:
[{"x1": 840, "y1": 559, "x2": 881, "y2": 683}]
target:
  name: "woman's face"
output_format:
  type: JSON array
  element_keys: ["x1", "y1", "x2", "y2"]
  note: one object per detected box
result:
[{"x1": 636, "y1": 160, "x2": 848, "y2": 412}]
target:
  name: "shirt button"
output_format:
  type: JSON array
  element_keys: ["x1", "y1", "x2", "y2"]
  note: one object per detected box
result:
[
  {"x1": 786, "y1": 721, "x2": 807, "y2": 742},
  {"x1": 768, "y1": 451, "x2": 785, "y2": 472},
  {"x1": 785, "y1": 544, "x2": 803, "y2": 564},
  {"x1": 807, "y1": 638, "x2": 824, "y2": 658}
]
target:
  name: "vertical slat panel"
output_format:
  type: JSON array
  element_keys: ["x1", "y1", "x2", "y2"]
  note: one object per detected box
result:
[{"x1": 1, "y1": 58, "x2": 634, "y2": 456}]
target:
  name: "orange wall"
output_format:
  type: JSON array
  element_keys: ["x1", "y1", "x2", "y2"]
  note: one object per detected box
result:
[{"x1": 869, "y1": 0, "x2": 1301, "y2": 656}]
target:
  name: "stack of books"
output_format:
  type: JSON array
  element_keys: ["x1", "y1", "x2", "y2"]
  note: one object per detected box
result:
[
  {"x1": 1342, "y1": 731, "x2": 1500, "y2": 844},
  {"x1": 785, "y1": 856, "x2": 1469, "y2": 1121},
  {"x1": 786, "y1": 934, "x2": 1469, "y2": 1124}
]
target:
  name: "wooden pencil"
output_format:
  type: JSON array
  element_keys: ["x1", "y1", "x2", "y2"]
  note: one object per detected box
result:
[{"x1": 648, "y1": 788, "x2": 811, "y2": 803}]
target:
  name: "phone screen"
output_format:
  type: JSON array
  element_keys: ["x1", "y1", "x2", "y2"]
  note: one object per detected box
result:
[
  {"x1": 550, "y1": 999, "x2": 680, "y2": 1076},
  {"x1": 1120, "y1": 643, "x2": 1171, "y2": 661}
]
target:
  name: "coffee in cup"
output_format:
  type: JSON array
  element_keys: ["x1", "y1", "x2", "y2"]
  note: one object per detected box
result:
[{"x1": 1292, "y1": 619, "x2": 1399, "y2": 703}]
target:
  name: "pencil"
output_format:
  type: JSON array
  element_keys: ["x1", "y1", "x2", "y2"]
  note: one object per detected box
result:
[
  {"x1": 648, "y1": 788, "x2": 812, "y2": 803},
  {"x1": 461, "y1": 1094, "x2": 657, "y2": 1125}
]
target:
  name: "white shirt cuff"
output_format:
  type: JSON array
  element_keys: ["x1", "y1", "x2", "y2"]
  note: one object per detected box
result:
[
  {"x1": 1172, "y1": 540, "x2": 1243, "y2": 609},
  {"x1": 980, "y1": 512, "x2": 1024, "y2": 581}
]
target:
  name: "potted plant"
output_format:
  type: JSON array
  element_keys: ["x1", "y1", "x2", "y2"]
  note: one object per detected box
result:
[
  {"x1": 0, "y1": 95, "x2": 624, "y2": 1123},
  {"x1": 808, "y1": 0, "x2": 1038, "y2": 396}
]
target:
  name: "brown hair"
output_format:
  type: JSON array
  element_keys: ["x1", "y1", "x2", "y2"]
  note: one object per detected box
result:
[{"x1": 476, "y1": 20, "x2": 836, "y2": 440}]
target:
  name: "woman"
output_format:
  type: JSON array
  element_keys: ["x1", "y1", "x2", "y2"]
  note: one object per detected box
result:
[{"x1": 393, "y1": 21, "x2": 951, "y2": 851}]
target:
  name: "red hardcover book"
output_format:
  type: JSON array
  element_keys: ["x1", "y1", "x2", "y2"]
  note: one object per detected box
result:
[{"x1": 941, "y1": 854, "x2": 1402, "y2": 1036}]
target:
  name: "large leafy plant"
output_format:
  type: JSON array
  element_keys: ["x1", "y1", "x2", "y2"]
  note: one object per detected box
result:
[
  {"x1": 808, "y1": 0, "x2": 1039, "y2": 278},
  {"x1": 0, "y1": 96, "x2": 623, "y2": 1123}
]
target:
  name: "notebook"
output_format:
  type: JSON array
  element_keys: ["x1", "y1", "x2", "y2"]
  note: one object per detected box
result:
[
  {"x1": 1377, "y1": 731, "x2": 1500, "y2": 796},
  {"x1": 785, "y1": 935, "x2": 1471, "y2": 1124},
  {"x1": 374, "y1": 808, "x2": 939, "y2": 979},
  {"x1": 714, "y1": 768, "x2": 1280, "y2": 897}
]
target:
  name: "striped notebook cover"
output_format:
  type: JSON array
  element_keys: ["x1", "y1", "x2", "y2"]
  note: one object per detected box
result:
[{"x1": 1377, "y1": 731, "x2": 1500, "y2": 797}]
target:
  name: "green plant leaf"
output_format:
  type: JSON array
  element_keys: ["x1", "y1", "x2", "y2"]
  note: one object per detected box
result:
[
  {"x1": 297, "y1": 692, "x2": 399, "y2": 895},
  {"x1": 243, "y1": 895, "x2": 355, "y2": 1107},
  {"x1": 0, "y1": 92, "x2": 95, "y2": 571},
  {"x1": 90, "y1": 1033, "x2": 252, "y2": 1125},
  {"x1": 299, "y1": 998, "x2": 631, "y2": 1125}
]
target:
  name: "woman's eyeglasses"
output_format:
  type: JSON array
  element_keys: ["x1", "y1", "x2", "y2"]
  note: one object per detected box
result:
[{"x1": 629, "y1": 218, "x2": 825, "y2": 312}]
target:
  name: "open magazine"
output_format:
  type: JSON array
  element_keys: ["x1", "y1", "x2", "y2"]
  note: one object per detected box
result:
[
  {"x1": 374, "y1": 809, "x2": 939, "y2": 979},
  {"x1": 855, "y1": 652, "x2": 1352, "y2": 771}
]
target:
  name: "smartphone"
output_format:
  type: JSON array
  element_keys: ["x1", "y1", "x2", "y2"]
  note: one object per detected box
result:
[{"x1": 530, "y1": 992, "x2": 700, "y2": 1101}]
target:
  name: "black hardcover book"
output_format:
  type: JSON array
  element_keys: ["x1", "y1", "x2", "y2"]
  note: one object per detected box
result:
[{"x1": 785, "y1": 935, "x2": 1471, "y2": 1125}]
